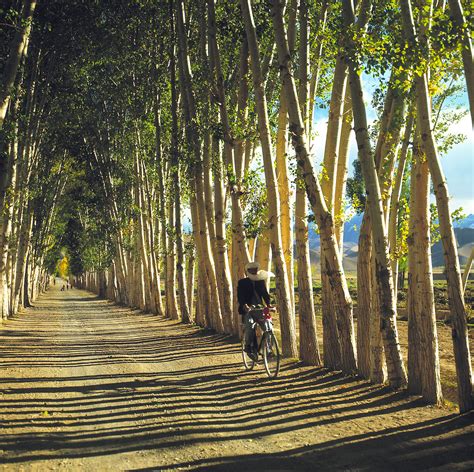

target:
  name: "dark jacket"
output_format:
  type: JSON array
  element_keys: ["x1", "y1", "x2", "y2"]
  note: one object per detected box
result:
[{"x1": 237, "y1": 277, "x2": 271, "y2": 315}]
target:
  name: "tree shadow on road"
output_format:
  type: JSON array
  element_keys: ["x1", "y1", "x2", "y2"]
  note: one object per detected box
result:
[
  {"x1": 0, "y1": 291, "x2": 473, "y2": 470},
  {"x1": 132, "y1": 413, "x2": 474, "y2": 471}
]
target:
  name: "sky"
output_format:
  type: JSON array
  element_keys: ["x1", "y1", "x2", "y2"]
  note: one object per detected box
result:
[
  {"x1": 311, "y1": 78, "x2": 474, "y2": 215},
  {"x1": 442, "y1": 113, "x2": 473, "y2": 213}
]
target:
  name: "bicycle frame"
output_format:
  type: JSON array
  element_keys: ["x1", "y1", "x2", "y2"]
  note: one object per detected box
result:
[
  {"x1": 250, "y1": 313, "x2": 274, "y2": 353},
  {"x1": 241, "y1": 307, "x2": 280, "y2": 377}
]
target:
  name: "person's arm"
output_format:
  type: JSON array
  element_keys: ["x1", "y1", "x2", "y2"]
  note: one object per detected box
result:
[
  {"x1": 263, "y1": 292, "x2": 271, "y2": 306},
  {"x1": 257, "y1": 281, "x2": 271, "y2": 306}
]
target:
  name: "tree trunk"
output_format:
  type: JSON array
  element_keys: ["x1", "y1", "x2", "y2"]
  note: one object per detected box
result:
[
  {"x1": 12, "y1": 204, "x2": 33, "y2": 315},
  {"x1": 389, "y1": 112, "x2": 414, "y2": 296},
  {"x1": 320, "y1": 56, "x2": 348, "y2": 371},
  {"x1": 462, "y1": 247, "x2": 474, "y2": 291},
  {"x1": 154, "y1": 104, "x2": 167, "y2": 314},
  {"x1": 142, "y1": 158, "x2": 164, "y2": 316},
  {"x1": 189, "y1": 192, "x2": 207, "y2": 327},
  {"x1": 367, "y1": 73, "x2": 407, "y2": 385},
  {"x1": 241, "y1": 0, "x2": 297, "y2": 358},
  {"x1": 212, "y1": 136, "x2": 233, "y2": 333},
  {"x1": 231, "y1": 41, "x2": 251, "y2": 335},
  {"x1": 166, "y1": 189, "x2": 179, "y2": 319},
  {"x1": 275, "y1": 92, "x2": 294, "y2": 315},
  {"x1": 200, "y1": 6, "x2": 218, "y2": 267},
  {"x1": 203, "y1": 131, "x2": 218, "y2": 262},
  {"x1": 400, "y1": 0, "x2": 473, "y2": 412},
  {"x1": 175, "y1": 176, "x2": 189, "y2": 322},
  {"x1": 169, "y1": 32, "x2": 189, "y2": 323},
  {"x1": 334, "y1": 88, "x2": 353, "y2": 249},
  {"x1": 209, "y1": 0, "x2": 251, "y2": 334},
  {"x1": 273, "y1": 0, "x2": 297, "y2": 316},
  {"x1": 369, "y1": 247, "x2": 386, "y2": 383},
  {"x1": 321, "y1": 57, "x2": 347, "y2": 211},
  {"x1": 447, "y1": 0, "x2": 474, "y2": 127},
  {"x1": 295, "y1": 0, "x2": 321, "y2": 365},
  {"x1": 0, "y1": 0, "x2": 37, "y2": 129},
  {"x1": 376, "y1": 77, "x2": 407, "y2": 225},
  {"x1": 0, "y1": 130, "x2": 17, "y2": 318},
  {"x1": 407, "y1": 135, "x2": 442, "y2": 404},
  {"x1": 296, "y1": 0, "x2": 321, "y2": 365},
  {"x1": 186, "y1": 245, "x2": 195, "y2": 322},
  {"x1": 342, "y1": 0, "x2": 407, "y2": 388},
  {"x1": 308, "y1": 1, "x2": 329, "y2": 140},
  {"x1": 134, "y1": 145, "x2": 153, "y2": 313},
  {"x1": 255, "y1": 227, "x2": 271, "y2": 287},
  {"x1": 356, "y1": 213, "x2": 372, "y2": 379},
  {"x1": 162, "y1": 24, "x2": 181, "y2": 320},
  {"x1": 176, "y1": 0, "x2": 224, "y2": 333}
]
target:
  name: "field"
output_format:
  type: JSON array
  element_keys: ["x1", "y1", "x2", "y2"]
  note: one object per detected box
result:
[{"x1": 269, "y1": 277, "x2": 474, "y2": 409}]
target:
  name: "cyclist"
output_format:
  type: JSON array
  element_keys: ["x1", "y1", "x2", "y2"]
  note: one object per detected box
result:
[{"x1": 237, "y1": 261, "x2": 274, "y2": 360}]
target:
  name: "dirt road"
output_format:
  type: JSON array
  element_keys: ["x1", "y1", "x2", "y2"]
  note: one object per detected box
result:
[{"x1": 0, "y1": 284, "x2": 473, "y2": 471}]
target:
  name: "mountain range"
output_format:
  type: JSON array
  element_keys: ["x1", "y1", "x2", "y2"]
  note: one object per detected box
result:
[{"x1": 308, "y1": 214, "x2": 474, "y2": 270}]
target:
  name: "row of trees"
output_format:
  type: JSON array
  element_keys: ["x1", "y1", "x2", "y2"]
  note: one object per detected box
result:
[
  {"x1": 0, "y1": 0, "x2": 472, "y2": 411},
  {"x1": 0, "y1": 0, "x2": 64, "y2": 316}
]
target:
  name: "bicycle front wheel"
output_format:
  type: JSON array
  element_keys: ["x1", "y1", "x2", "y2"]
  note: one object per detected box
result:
[
  {"x1": 263, "y1": 332, "x2": 280, "y2": 378},
  {"x1": 241, "y1": 337, "x2": 255, "y2": 371}
]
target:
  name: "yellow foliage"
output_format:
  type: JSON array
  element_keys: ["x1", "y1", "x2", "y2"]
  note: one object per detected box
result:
[{"x1": 57, "y1": 256, "x2": 69, "y2": 278}]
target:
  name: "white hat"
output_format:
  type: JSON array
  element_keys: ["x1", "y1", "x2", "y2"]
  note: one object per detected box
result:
[
  {"x1": 245, "y1": 261, "x2": 260, "y2": 271},
  {"x1": 245, "y1": 261, "x2": 275, "y2": 281}
]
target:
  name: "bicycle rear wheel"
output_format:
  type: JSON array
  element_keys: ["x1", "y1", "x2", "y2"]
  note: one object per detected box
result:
[
  {"x1": 263, "y1": 332, "x2": 280, "y2": 378},
  {"x1": 241, "y1": 337, "x2": 255, "y2": 370}
]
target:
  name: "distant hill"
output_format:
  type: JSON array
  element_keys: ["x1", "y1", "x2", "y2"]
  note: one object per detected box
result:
[
  {"x1": 307, "y1": 214, "x2": 474, "y2": 269},
  {"x1": 454, "y1": 214, "x2": 474, "y2": 229},
  {"x1": 432, "y1": 228, "x2": 474, "y2": 267},
  {"x1": 308, "y1": 214, "x2": 363, "y2": 249}
]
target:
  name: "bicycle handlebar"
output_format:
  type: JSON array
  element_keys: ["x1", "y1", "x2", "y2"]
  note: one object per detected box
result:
[{"x1": 249, "y1": 305, "x2": 276, "y2": 311}]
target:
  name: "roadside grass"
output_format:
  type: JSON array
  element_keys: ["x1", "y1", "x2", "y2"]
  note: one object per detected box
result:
[{"x1": 266, "y1": 276, "x2": 474, "y2": 409}]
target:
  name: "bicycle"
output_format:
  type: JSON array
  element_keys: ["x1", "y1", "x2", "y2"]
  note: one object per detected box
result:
[{"x1": 241, "y1": 306, "x2": 281, "y2": 378}]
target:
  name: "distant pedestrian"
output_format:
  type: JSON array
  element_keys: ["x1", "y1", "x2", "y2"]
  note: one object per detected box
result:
[{"x1": 61, "y1": 285, "x2": 65, "y2": 292}]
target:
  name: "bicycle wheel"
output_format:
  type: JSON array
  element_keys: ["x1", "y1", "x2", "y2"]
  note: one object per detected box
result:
[
  {"x1": 263, "y1": 332, "x2": 280, "y2": 378},
  {"x1": 241, "y1": 337, "x2": 255, "y2": 371}
]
